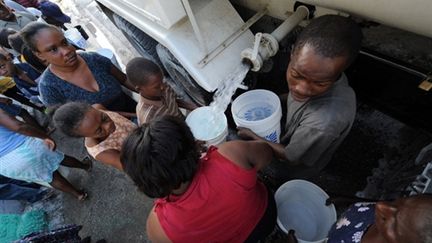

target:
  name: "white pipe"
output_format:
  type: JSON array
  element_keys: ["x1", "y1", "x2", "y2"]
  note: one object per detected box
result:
[{"x1": 271, "y1": 6, "x2": 309, "y2": 42}]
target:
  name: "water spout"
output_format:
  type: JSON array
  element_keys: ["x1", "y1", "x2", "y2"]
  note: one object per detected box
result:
[
  {"x1": 210, "y1": 62, "x2": 251, "y2": 113},
  {"x1": 240, "y1": 6, "x2": 309, "y2": 72}
]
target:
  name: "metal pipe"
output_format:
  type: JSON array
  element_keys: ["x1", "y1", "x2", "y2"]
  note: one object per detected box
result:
[{"x1": 271, "y1": 6, "x2": 309, "y2": 42}]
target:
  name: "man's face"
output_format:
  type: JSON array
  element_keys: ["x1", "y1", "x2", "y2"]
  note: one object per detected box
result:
[
  {"x1": 286, "y1": 44, "x2": 348, "y2": 101},
  {"x1": 0, "y1": 3, "x2": 14, "y2": 21},
  {"x1": 375, "y1": 195, "x2": 432, "y2": 243}
]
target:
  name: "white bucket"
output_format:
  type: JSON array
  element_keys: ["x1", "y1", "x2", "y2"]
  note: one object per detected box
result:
[
  {"x1": 64, "y1": 27, "x2": 87, "y2": 49},
  {"x1": 275, "y1": 180, "x2": 337, "y2": 243},
  {"x1": 96, "y1": 48, "x2": 120, "y2": 69},
  {"x1": 231, "y1": 89, "x2": 282, "y2": 143},
  {"x1": 186, "y1": 106, "x2": 228, "y2": 146}
]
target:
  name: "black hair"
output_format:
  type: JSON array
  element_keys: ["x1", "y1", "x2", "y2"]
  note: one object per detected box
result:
[
  {"x1": 21, "y1": 45, "x2": 47, "y2": 73},
  {"x1": 20, "y1": 22, "x2": 60, "y2": 52},
  {"x1": 8, "y1": 32, "x2": 24, "y2": 54},
  {"x1": 0, "y1": 28, "x2": 16, "y2": 48},
  {"x1": 120, "y1": 116, "x2": 200, "y2": 198},
  {"x1": 292, "y1": 15, "x2": 363, "y2": 66},
  {"x1": 50, "y1": 102, "x2": 92, "y2": 137},
  {"x1": 125, "y1": 57, "x2": 162, "y2": 86}
]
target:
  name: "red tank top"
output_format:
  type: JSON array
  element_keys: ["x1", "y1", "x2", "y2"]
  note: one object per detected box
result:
[{"x1": 154, "y1": 146, "x2": 268, "y2": 243}]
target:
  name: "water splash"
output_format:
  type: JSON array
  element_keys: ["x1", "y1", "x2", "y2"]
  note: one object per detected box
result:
[
  {"x1": 187, "y1": 62, "x2": 250, "y2": 141},
  {"x1": 210, "y1": 62, "x2": 250, "y2": 113}
]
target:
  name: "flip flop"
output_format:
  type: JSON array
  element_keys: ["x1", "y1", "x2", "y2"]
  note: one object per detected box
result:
[{"x1": 78, "y1": 191, "x2": 88, "y2": 201}]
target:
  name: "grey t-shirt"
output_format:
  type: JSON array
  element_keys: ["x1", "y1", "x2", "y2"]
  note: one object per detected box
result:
[{"x1": 280, "y1": 73, "x2": 356, "y2": 177}]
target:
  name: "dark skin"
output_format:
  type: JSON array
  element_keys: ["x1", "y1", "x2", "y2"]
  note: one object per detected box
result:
[
  {"x1": 0, "y1": 97, "x2": 45, "y2": 131},
  {"x1": 76, "y1": 105, "x2": 124, "y2": 170},
  {"x1": 0, "y1": 108, "x2": 90, "y2": 200},
  {"x1": 146, "y1": 140, "x2": 273, "y2": 242},
  {"x1": 0, "y1": 3, "x2": 15, "y2": 21},
  {"x1": 0, "y1": 57, "x2": 37, "y2": 86},
  {"x1": 237, "y1": 44, "x2": 349, "y2": 164},
  {"x1": 287, "y1": 195, "x2": 432, "y2": 243},
  {"x1": 34, "y1": 28, "x2": 136, "y2": 93},
  {"x1": 135, "y1": 72, "x2": 198, "y2": 111}
]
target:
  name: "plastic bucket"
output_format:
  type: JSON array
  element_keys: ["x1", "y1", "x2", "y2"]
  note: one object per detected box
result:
[
  {"x1": 186, "y1": 106, "x2": 228, "y2": 146},
  {"x1": 64, "y1": 27, "x2": 87, "y2": 49},
  {"x1": 96, "y1": 48, "x2": 120, "y2": 69},
  {"x1": 231, "y1": 89, "x2": 282, "y2": 143},
  {"x1": 275, "y1": 180, "x2": 337, "y2": 243}
]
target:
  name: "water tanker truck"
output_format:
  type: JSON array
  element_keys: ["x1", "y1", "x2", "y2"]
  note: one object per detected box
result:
[{"x1": 94, "y1": 0, "x2": 432, "y2": 199}]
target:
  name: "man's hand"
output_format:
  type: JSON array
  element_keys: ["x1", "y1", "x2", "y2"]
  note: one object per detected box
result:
[
  {"x1": 237, "y1": 127, "x2": 261, "y2": 141},
  {"x1": 43, "y1": 138, "x2": 56, "y2": 151},
  {"x1": 0, "y1": 97, "x2": 12, "y2": 104}
]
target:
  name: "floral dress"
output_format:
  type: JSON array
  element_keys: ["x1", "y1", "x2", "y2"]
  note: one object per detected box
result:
[{"x1": 327, "y1": 203, "x2": 376, "y2": 243}]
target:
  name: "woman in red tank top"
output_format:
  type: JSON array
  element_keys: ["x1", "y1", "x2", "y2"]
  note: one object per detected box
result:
[{"x1": 120, "y1": 116, "x2": 277, "y2": 243}]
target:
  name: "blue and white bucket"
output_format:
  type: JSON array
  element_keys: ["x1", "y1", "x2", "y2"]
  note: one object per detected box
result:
[{"x1": 231, "y1": 89, "x2": 282, "y2": 143}]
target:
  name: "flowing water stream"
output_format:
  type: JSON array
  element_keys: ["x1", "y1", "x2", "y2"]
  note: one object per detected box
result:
[
  {"x1": 210, "y1": 62, "x2": 251, "y2": 113},
  {"x1": 188, "y1": 62, "x2": 250, "y2": 140}
]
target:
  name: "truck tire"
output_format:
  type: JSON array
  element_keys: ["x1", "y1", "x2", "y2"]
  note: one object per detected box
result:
[
  {"x1": 112, "y1": 14, "x2": 160, "y2": 65},
  {"x1": 156, "y1": 44, "x2": 211, "y2": 106}
]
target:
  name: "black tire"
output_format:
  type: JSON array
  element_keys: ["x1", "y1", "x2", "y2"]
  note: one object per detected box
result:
[
  {"x1": 113, "y1": 14, "x2": 160, "y2": 65},
  {"x1": 156, "y1": 44, "x2": 211, "y2": 106}
]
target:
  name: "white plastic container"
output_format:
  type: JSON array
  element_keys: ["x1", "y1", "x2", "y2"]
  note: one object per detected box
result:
[
  {"x1": 275, "y1": 180, "x2": 337, "y2": 243},
  {"x1": 186, "y1": 106, "x2": 228, "y2": 146},
  {"x1": 231, "y1": 89, "x2": 282, "y2": 143},
  {"x1": 64, "y1": 27, "x2": 87, "y2": 49},
  {"x1": 96, "y1": 48, "x2": 120, "y2": 69}
]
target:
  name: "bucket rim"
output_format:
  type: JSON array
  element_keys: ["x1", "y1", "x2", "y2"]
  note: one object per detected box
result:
[
  {"x1": 186, "y1": 106, "x2": 228, "y2": 141},
  {"x1": 231, "y1": 89, "x2": 281, "y2": 125},
  {"x1": 274, "y1": 179, "x2": 337, "y2": 242}
]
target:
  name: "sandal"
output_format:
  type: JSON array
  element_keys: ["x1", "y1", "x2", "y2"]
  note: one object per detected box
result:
[
  {"x1": 77, "y1": 191, "x2": 89, "y2": 201},
  {"x1": 82, "y1": 157, "x2": 93, "y2": 172}
]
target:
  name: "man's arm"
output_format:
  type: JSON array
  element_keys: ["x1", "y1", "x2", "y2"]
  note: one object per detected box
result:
[
  {"x1": 237, "y1": 127, "x2": 288, "y2": 160},
  {"x1": 92, "y1": 103, "x2": 136, "y2": 119},
  {"x1": 176, "y1": 98, "x2": 198, "y2": 111}
]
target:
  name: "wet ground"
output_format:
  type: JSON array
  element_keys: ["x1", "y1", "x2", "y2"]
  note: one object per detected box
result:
[{"x1": 16, "y1": 0, "x2": 432, "y2": 242}]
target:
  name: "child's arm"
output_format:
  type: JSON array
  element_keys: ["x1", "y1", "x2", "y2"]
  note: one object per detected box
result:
[
  {"x1": 92, "y1": 103, "x2": 137, "y2": 119},
  {"x1": 95, "y1": 149, "x2": 123, "y2": 170},
  {"x1": 116, "y1": 112, "x2": 137, "y2": 119},
  {"x1": 0, "y1": 97, "x2": 12, "y2": 104},
  {"x1": 176, "y1": 98, "x2": 198, "y2": 111}
]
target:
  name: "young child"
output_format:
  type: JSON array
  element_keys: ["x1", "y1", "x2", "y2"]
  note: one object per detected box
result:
[
  {"x1": 0, "y1": 53, "x2": 42, "y2": 105},
  {"x1": 125, "y1": 57, "x2": 197, "y2": 125},
  {"x1": 51, "y1": 102, "x2": 137, "y2": 171}
]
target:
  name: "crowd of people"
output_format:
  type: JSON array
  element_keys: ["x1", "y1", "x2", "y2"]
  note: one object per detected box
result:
[{"x1": 0, "y1": 2, "x2": 431, "y2": 242}]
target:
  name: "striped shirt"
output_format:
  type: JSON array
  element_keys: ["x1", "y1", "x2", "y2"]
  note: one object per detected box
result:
[{"x1": 136, "y1": 85, "x2": 183, "y2": 125}]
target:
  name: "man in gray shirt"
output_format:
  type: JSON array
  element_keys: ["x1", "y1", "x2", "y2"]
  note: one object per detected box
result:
[{"x1": 238, "y1": 15, "x2": 362, "y2": 182}]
